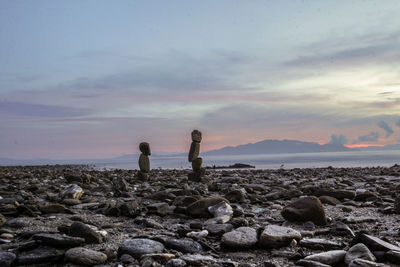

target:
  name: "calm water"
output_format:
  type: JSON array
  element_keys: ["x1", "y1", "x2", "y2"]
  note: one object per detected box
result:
[{"x1": 95, "y1": 150, "x2": 400, "y2": 170}]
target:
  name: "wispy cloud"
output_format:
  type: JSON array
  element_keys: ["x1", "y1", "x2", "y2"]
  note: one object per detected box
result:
[
  {"x1": 329, "y1": 134, "x2": 348, "y2": 145},
  {"x1": 353, "y1": 132, "x2": 380, "y2": 144},
  {"x1": 378, "y1": 120, "x2": 394, "y2": 137}
]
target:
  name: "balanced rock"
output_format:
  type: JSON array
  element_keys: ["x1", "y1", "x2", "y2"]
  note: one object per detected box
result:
[
  {"x1": 139, "y1": 154, "x2": 150, "y2": 173},
  {"x1": 186, "y1": 197, "x2": 229, "y2": 217},
  {"x1": 191, "y1": 157, "x2": 203, "y2": 171},
  {"x1": 59, "y1": 184, "x2": 84, "y2": 200},
  {"x1": 65, "y1": 247, "x2": 107, "y2": 266},
  {"x1": 345, "y1": 243, "x2": 376, "y2": 265},
  {"x1": 118, "y1": 238, "x2": 164, "y2": 259},
  {"x1": 191, "y1": 129, "x2": 202, "y2": 143},
  {"x1": 259, "y1": 225, "x2": 302, "y2": 248},
  {"x1": 281, "y1": 196, "x2": 327, "y2": 226},
  {"x1": 139, "y1": 142, "x2": 151, "y2": 156},
  {"x1": 188, "y1": 142, "x2": 200, "y2": 162},
  {"x1": 221, "y1": 226, "x2": 258, "y2": 249},
  {"x1": 188, "y1": 168, "x2": 206, "y2": 182},
  {"x1": 69, "y1": 221, "x2": 103, "y2": 244}
]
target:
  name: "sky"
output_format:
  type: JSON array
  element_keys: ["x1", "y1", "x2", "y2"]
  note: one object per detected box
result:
[{"x1": 1, "y1": 1, "x2": 400, "y2": 159}]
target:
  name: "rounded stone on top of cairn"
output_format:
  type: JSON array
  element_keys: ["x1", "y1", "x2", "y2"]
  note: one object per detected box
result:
[
  {"x1": 188, "y1": 142, "x2": 200, "y2": 163},
  {"x1": 191, "y1": 129, "x2": 202, "y2": 143},
  {"x1": 139, "y1": 142, "x2": 151, "y2": 156}
]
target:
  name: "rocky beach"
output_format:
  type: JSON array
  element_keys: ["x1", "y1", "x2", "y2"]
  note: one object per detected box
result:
[{"x1": 0, "y1": 164, "x2": 399, "y2": 266}]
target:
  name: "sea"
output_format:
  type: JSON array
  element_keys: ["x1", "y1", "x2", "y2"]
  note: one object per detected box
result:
[{"x1": 95, "y1": 150, "x2": 400, "y2": 170}]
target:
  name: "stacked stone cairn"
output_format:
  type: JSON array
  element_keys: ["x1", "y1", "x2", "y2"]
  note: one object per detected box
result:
[
  {"x1": 138, "y1": 142, "x2": 151, "y2": 180},
  {"x1": 188, "y1": 129, "x2": 206, "y2": 182}
]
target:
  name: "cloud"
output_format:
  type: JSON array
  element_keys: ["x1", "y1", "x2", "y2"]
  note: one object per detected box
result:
[
  {"x1": 396, "y1": 119, "x2": 400, "y2": 128},
  {"x1": 329, "y1": 134, "x2": 348, "y2": 145},
  {"x1": 352, "y1": 132, "x2": 380, "y2": 144},
  {"x1": 0, "y1": 101, "x2": 90, "y2": 118},
  {"x1": 378, "y1": 120, "x2": 394, "y2": 137}
]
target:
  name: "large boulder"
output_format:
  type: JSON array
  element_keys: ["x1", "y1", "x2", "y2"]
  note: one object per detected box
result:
[{"x1": 281, "y1": 196, "x2": 327, "y2": 226}]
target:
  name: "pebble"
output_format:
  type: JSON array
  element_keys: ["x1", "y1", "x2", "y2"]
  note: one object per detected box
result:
[
  {"x1": 65, "y1": 247, "x2": 107, "y2": 266},
  {"x1": 221, "y1": 226, "x2": 258, "y2": 249}
]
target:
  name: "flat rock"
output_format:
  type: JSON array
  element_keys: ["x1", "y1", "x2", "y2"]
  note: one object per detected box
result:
[
  {"x1": 304, "y1": 250, "x2": 346, "y2": 265},
  {"x1": 315, "y1": 188, "x2": 356, "y2": 200},
  {"x1": 65, "y1": 247, "x2": 107, "y2": 266},
  {"x1": 165, "y1": 238, "x2": 203, "y2": 254},
  {"x1": 118, "y1": 238, "x2": 164, "y2": 259},
  {"x1": 281, "y1": 196, "x2": 327, "y2": 226},
  {"x1": 6, "y1": 217, "x2": 32, "y2": 228},
  {"x1": 180, "y1": 254, "x2": 216, "y2": 266},
  {"x1": 349, "y1": 258, "x2": 388, "y2": 267},
  {"x1": 259, "y1": 225, "x2": 302, "y2": 248},
  {"x1": 205, "y1": 223, "x2": 233, "y2": 236},
  {"x1": 166, "y1": 258, "x2": 187, "y2": 267},
  {"x1": 0, "y1": 252, "x2": 16, "y2": 267},
  {"x1": 359, "y1": 233, "x2": 400, "y2": 252},
  {"x1": 319, "y1": 195, "x2": 340, "y2": 205},
  {"x1": 345, "y1": 243, "x2": 376, "y2": 264},
  {"x1": 296, "y1": 259, "x2": 332, "y2": 267},
  {"x1": 32, "y1": 233, "x2": 85, "y2": 247},
  {"x1": 221, "y1": 226, "x2": 258, "y2": 249},
  {"x1": 300, "y1": 238, "x2": 344, "y2": 250},
  {"x1": 386, "y1": 250, "x2": 400, "y2": 264},
  {"x1": 186, "y1": 197, "x2": 229, "y2": 217},
  {"x1": 16, "y1": 247, "x2": 64, "y2": 265},
  {"x1": 69, "y1": 221, "x2": 103, "y2": 244},
  {"x1": 40, "y1": 203, "x2": 67, "y2": 214}
]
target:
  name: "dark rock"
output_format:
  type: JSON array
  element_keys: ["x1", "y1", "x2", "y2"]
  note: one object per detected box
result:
[
  {"x1": 188, "y1": 142, "x2": 200, "y2": 162},
  {"x1": 188, "y1": 168, "x2": 206, "y2": 182},
  {"x1": 118, "y1": 238, "x2": 164, "y2": 259},
  {"x1": 314, "y1": 188, "x2": 356, "y2": 200},
  {"x1": 300, "y1": 238, "x2": 344, "y2": 250},
  {"x1": 140, "y1": 142, "x2": 151, "y2": 156},
  {"x1": 191, "y1": 129, "x2": 202, "y2": 143},
  {"x1": 359, "y1": 233, "x2": 400, "y2": 252},
  {"x1": 120, "y1": 253, "x2": 138, "y2": 264},
  {"x1": 0, "y1": 213, "x2": 6, "y2": 227},
  {"x1": 165, "y1": 238, "x2": 203, "y2": 253},
  {"x1": 304, "y1": 250, "x2": 346, "y2": 265},
  {"x1": 69, "y1": 221, "x2": 103, "y2": 244},
  {"x1": 16, "y1": 247, "x2": 64, "y2": 265},
  {"x1": 331, "y1": 220, "x2": 355, "y2": 237},
  {"x1": 186, "y1": 197, "x2": 229, "y2": 217},
  {"x1": 112, "y1": 176, "x2": 129, "y2": 195},
  {"x1": 40, "y1": 203, "x2": 67, "y2": 214},
  {"x1": 296, "y1": 259, "x2": 331, "y2": 267},
  {"x1": 349, "y1": 258, "x2": 387, "y2": 266},
  {"x1": 319, "y1": 195, "x2": 340, "y2": 205},
  {"x1": 205, "y1": 223, "x2": 233, "y2": 236},
  {"x1": 137, "y1": 171, "x2": 148, "y2": 180},
  {"x1": 147, "y1": 202, "x2": 170, "y2": 216},
  {"x1": 386, "y1": 250, "x2": 400, "y2": 264},
  {"x1": 281, "y1": 196, "x2": 327, "y2": 226},
  {"x1": 225, "y1": 189, "x2": 245, "y2": 203},
  {"x1": 192, "y1": 157, "x2": 203, "y2": 171},
  {"x1": 166, "y1": 258, "x2": 187, "y2": 267},
  {"x1": 139, "y1": 154, "x2": 150, "y2": 173},
  {"x1": 6, "y1": 217, "x2": 32, "y2": 228},
  {"x1": 65, "y1": 247, "x2": 107, "y2": 266},
  {"x1": 345, "y1": 243, "x2": 376, "y2": 264},
  {"x1": 32, "y1": 233, "x2": 85, "y2": 247},
  {"x1": 0, "y1": 252, "x2": 16, "y2": 267}
]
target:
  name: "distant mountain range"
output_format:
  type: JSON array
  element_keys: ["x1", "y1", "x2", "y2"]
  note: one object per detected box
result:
[
  {"x1": 204, "y1": 139, "x2": 351, "y2": 155},
  {"x1": 1, "y1": 139, "x2": 398, "y2": 166}
]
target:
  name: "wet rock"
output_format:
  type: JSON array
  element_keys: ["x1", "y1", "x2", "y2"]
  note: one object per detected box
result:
[
  {"x1": 140, "y1": 142, "x2": 151, "y2": 156},
  {"x1": 0, "y1": 252, "x2": 16, "y2": 267},
  {"x1": 118, "y1": 238, "x2": 164, "y2": 259},
  {"x1": 16, "y1": 247, "x2": 64, "y2": 265},
  {"x1": 221, "y1": 226, "x2": 258, "y2": 249},
  {"x1": 186, "y1": 197, "x2": 229, "y2": 217},
  {"x1": 191, "y1": 129, "x2": 202, "y2": 143},
  {"x1": 65, "y1": 247, "x2": 107, "y2": 266},
  {"x1": 188, "y1": 142, "x2": 200, "y2": 162},
  {"x1": 304, "y1": 250, "x2": 346, "y2": 265},
  {"x1": 345, "y1": 243, "x2": 376, "y2": 265},
  {"x1": 358, "y1": 233, "x2": 400, "y2": 252},
  {"x1": 32, "y1": 233, "x2": 85, "y2": 247},
  {"x1": 165, "y1": 238, "x2": 203, "y2": 253},
  {"x1": 281, "y1": 196, "x2": 327, "y2": 226},
  {"x1": 40, "y1": 203, "x2": 67, "y2": 214},
  {"x1": 259, "y1": 225, "x2": 301, "y2": 248},
  {"x1": 386, "y1": 250, "x2": 400, "y2": 264},
  {"x1": 69, "y1": 221, "x2": 103, "y2": 244},
  {"x1": 300, "y1": 238, "x2": 344, "y2": 250},
  {"x1": 205, "y1": 223, "x2": 233, "y2": 236},
  {"x1": 139, "y1": 154, "x2": 150, "y2": 173},
  {"x1": 60, "y1": 184, "x2": 84, "y2": 200},
  {"x1": 349, "y1": 259, "x2": 387, "y2": 267}
]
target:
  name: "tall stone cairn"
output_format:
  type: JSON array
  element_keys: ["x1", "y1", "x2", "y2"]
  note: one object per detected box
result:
[
  {"x1": 188, "y1": 130, "x2": 206, "y2": 182},
  {"x1": 138, "y1": 142, "x2": 151, "y2": 180}
]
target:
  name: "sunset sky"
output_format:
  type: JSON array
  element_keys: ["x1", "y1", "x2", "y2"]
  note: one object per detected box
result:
[{"x1": 1, "y1": 1, "x2": 400, "y2": 159}]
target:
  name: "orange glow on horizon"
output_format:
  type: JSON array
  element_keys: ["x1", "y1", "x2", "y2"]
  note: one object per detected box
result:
[{"x1": 345, "y1": 144, "x2": 385, "y2": 148}]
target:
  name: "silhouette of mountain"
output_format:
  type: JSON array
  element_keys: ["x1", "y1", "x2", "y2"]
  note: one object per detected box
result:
[{"x1": 204, "y1": 139, "x2": 352, "y2": 155}]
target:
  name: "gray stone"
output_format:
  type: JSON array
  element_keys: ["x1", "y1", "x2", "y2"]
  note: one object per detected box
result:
[
  {"x1": 16, "y1": 247, "x2": 64, "y2": 265},
  {"x1": 0, "y1": 252, "x2": 16, "y2": 267},
  {"x1": 345, "y1": 243, "x2": 376, "y2": 264},
  {"x1": 259, "y1": 225, "x2": 301, "y2": 248},
  {"x1": 281, "y1": 196, "x2": 327, "y2": 226},
  {"x1": 165, "y1": 238, "x2": 203, "y2": 254},
  {"x1": 221, "y1": 226, "x2": 258, "y2": 249},
  {"x1": 299, "y1": 238, "x2": 344, "y2": 250},
  {"x1": 319, "y1": 195, "x2": 340, "y2": 205},
  {"x1": 349, "y1": 259, "x2": 388, "y2": 267},
  {"x1": 6, "y1": 217, "x2": 32, "y2": 228},
  {"x1": 139, "y1": 154, "x2": 150, "y2": 172},
  {"x1": 188, "y1": 142, "x2": 200, "y2": 162},
  {"x1": 186, "y1": 197, "x2": 229, "y2": 217},
  {"x1": 360, "y1": 233, "x2": 400, "y2": 252},
  {"x1": 180, "y1": 254, "x2": 216, "y2": 266},
  {"x1": 32, "y1": 233, "x2": 85, "y2": 247},
  {"x1": 166, "y1": 258, "x2": 187, "y2": 267},
  {"x1": 65, "y1": 247, "x2": 107, "y2": 266},
  {"x1": 304, "y1": 250, "x2": 346, "y2": 265},
  {"x1": 191, "y1": 130, "x2": 202, "y2": 143},
  {"x1": 139, "y1": 142, "x2": 151, "y2": 156},
  {"x1": 69, "y1": 221, "x2": 103, "y2": 244},
  {"x1": 225, "y1": 189, "x2": 245, "y2": 203},
  {"x1": 118, "y1": 238, "x2": 164, "y2": 259},
  {"x1": 147, "y1": 202, "x2": 170, "y2": 216},
  {"x1": 60, "y1": 184, "x2": 84, "y2": 200},
  {"x1": 205, "y1": 223, "x2": 233, "y2": 236}
]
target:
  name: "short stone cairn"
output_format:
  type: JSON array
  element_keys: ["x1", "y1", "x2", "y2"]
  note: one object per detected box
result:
[
  {"x1": 138, "y1": 142, "x2": 151, "y2": 180},
  {"x1": 188, "y1": 130, "x2": 206, "y2": 182}
]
